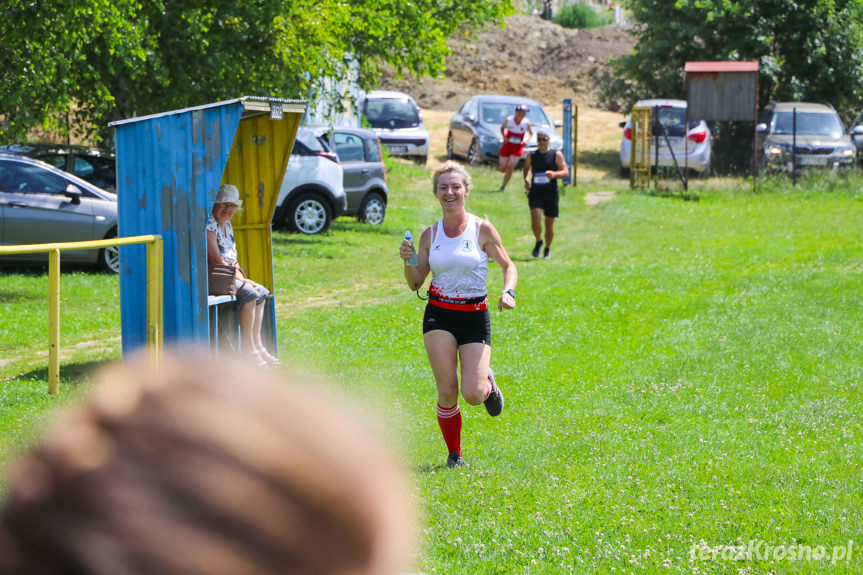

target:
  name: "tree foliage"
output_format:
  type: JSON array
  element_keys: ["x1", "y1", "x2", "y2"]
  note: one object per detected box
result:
[
  {"x1": 606, "y1": 0, "x2": 863, "y2": 120},
  {"x1": 0, "y1": 0, "x2": 513, "y2": 143}
]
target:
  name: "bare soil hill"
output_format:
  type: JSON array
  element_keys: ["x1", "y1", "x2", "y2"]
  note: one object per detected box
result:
[
  {"x1": 378, "y1": 14, "x2": 636, "y2": 176},
  {"x1": 379, "y1": 14, "x2": 635, "y2": 112}
]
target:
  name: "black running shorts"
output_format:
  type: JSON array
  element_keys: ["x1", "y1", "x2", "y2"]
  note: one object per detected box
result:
[
  {"x1": 423, "y1": 304, "x2": 491, "y2": 346},
  {"x1": 528, "y1": 187, "x2": 559, "y2": 218}
]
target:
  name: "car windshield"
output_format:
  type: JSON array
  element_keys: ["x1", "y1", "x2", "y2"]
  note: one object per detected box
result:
[
  {"x1": 646, "y1": 106, "x2": 700, "y2": 137},
  {"x1": 479, "y1": 103, "x2": 551, "y2": 127},
  {"x1": 295, "y1": 129, "x2": 330, "y2": 153},
  {"x1": 364, "y1": 98, "x2": 420, "y2": 129},
  {"x1": 772, "y1": 111, "x2": 844, "y2": 137}
]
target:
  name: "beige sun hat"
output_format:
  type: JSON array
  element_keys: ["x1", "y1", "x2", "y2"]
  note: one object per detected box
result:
[{"x1": 215, "y1": 184, "x2": 242, "y2": 208}]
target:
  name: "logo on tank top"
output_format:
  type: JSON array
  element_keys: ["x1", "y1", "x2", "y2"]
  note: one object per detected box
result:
[{"x1": 462, "y1": 240, "x2": 473, "y2": 252}]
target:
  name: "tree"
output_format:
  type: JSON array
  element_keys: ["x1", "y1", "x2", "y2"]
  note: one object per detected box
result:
[
  {"x1": 0, "y1": 0, "x2": 513, "y2": 144},
  {"x1": 605, "y1": 0, "x2": 863, "y2": 121}
]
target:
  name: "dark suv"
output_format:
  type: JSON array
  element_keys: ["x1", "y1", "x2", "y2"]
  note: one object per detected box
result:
[{"x1": 757, "y1": 102, "x2": 859, "y2": 173}]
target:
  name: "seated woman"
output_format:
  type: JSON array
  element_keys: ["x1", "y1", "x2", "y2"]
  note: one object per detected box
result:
[{"x1": 206, "y1": 184, "x2": 280, "y2": 366}]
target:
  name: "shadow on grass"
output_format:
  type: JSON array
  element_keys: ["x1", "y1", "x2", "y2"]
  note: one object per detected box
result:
[
  {"x1": 15, "y1": 358, "x2": 115, "y2": 391},
  {"x1": 577, "y1": 149, "x2": 620, "y2": 174},
  {"x1": 640, "y1": 187, "x2": 701, "y2": 202},
  {"x1": 413, "y1": 462, "x2": 449, "y2": 474}
]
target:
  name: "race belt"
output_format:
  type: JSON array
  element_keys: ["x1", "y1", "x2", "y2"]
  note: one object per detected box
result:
[{"x1": 428, "y1": 291, "x2": 488, "y2": 311}]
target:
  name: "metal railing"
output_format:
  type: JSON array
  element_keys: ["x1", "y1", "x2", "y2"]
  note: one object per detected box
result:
[{"x1": 0, "y1": 235, "x2": 163, "y2": 394}]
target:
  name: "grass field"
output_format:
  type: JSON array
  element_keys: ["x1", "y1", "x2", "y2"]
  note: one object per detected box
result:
[{"x1": 1, "y1": 163, "x2": 862, "y2": 573}]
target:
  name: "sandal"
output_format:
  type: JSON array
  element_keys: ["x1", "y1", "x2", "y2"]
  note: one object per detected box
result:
[
  {"x1": 260, "y1": 350, "x2": 281, "y2": 366},
  {"x1": 247, "y1": 350, "x2": 269, "y2": 367}
]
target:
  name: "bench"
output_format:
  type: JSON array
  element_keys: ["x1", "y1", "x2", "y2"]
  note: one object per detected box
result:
[{"x1": 207, "y1": 294, "x2": 278, "y2": 357}]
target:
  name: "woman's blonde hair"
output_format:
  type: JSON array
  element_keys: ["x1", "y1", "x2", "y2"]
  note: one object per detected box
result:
[
  {"x1": 0, "y1": 353, "x2": 412, "y2": 575},
  {"x1": 431, "y1": 160, "x2": 471, "y2": 192}
]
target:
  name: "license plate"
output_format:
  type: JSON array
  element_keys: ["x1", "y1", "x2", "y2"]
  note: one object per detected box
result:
[
  {"x1": 387, "y1": 145, "x2": 407, "y2": 154},
  {"x1": 799, "y1": 156, "x2": 827, "y2": 166}
]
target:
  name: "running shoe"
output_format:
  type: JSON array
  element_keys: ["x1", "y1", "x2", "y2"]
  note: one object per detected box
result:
[
  {"x1": 531, "y1": 240, "x2": 543, "y2": 258},
  {"x1": 446, "y1": 451, "x2": 466, "y2": 468},
  {"x1": 543, "y1": 247, "x2": 551, "y2": 260},
  {"x1": 484, "y1": 368, "x2": 504, "y2": 416}
]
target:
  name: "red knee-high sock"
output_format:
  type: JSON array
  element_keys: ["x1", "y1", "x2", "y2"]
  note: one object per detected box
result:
[{"x1": 436, "y1": 403, "x2": 462, "y2": 455}]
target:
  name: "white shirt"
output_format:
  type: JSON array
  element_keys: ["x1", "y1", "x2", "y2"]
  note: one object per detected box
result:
[{"x1": 428, "y1": 215, "x2": 488, "y2": 299}]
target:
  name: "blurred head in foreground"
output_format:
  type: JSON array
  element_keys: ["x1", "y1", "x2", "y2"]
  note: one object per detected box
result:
[{"x1": 0, "y1": 353, "x2": 412, "y2": 575}]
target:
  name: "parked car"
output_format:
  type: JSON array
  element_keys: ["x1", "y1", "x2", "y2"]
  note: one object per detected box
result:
[
  {"x1": 0, "y1": 153, "x2": 119, "y2": 272},
  {"x1": 0, "y1": 143, "x2": 116, "y2": 191},
  {"x1": 618, "y1": 99, "x2": 712, "y2": 178},
  {"x1": 312, "y1": 126, "x2": 389, "y2": 225},
  {"x1": 274, "y1": 127, "x2": 346, "y2": 235},
  {"x1": 447, "y1": 95, "x2": 563, "y2": 166},
  {"x1": 360, "y1": 90, "x2": 429, "y2": 164},
  {"x1": 851, "y1": 111, "x2": 863, "y2": 167},
  {"x1": 757, "y1": 102, "x2": 859, "y2": 173}
]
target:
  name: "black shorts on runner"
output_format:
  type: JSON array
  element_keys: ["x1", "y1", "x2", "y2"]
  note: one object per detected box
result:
[
  {"x1": 423, "y1": 304, "x2": 491, "y2": 346},
  {"x1": 528, "y1": 187, "x2": 559, "y2": 218}
]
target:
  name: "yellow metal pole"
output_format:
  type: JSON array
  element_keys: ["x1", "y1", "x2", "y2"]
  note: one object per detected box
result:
[
  {"x1": 48, "y1": 249, "x2": 61, "y2": 395},
  {"x1": 146, "y1": 237, "x2": 164, "y2": 368},
  {"x1": 0, "y1": 235, "x2": 164, "y2": 394}
]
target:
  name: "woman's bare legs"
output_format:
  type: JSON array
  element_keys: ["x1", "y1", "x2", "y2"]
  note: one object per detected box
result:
[{"x1": 239, "y1": 300, "x2": 257, "y2": 355}]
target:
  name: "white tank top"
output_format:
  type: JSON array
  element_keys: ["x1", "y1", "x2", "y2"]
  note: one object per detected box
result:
[
  {"x1": 504, "y1": 116, "x2": 530, "y2": 144},
  {"x1": 428, "y1": 215, "x2": 488, "y2": 299}
]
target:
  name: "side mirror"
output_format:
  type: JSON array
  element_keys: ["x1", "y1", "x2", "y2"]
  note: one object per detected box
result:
[
  {"x1": 756, "y1": 123, "x2": 768, "y2": 133},
  {"x1": 618, "y1": 121, "x2": 627, "y2": 128},
  {"x1": 464, "y1": 113, "x2": 476, "y2": 124},
  {"x1": 64, "y1": 183, "x2": 82, "y2": 205},
  {"x1": 554, "y1": 120, "x2": 562, "y2": 128},
  {"x1": 851, "y1": 125, "x2": 863, "y2": 137}
]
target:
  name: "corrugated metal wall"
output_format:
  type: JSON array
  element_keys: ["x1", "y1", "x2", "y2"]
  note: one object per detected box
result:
[
  {"x1": 111, "y1": 98, "x2": 304, "y2": 355},
  {"x1": 687, "y1": 72, "x2": 757, "y2": 122}
]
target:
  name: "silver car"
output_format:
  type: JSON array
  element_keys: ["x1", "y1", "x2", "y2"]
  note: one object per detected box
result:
[
  {"x1": 360, "y1": 90, "x2": 429, "y2": 164},
  {"x1": 619, "y1": 99, "x2": 712, "y2": 177},
  {"x1": 0, "y1": 153, "x2": 119, "y2": 272}
]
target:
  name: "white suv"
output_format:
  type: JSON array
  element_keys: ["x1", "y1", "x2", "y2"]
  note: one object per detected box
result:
[{"x1": 275, "y1": 128, "x2": 346, "y2": 234}]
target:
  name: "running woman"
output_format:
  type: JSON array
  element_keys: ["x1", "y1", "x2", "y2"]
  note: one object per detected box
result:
[
  {"x1": 399, "y1": 161, "x2": 518, "y2": 468},
  {"x1": 498, "y1": 104, "x2": 533, "y2": 192}
]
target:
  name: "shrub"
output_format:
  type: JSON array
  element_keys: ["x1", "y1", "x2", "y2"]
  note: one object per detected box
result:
[{"x1": 553, "y1": 2, "x2": 611, "y2": 29}]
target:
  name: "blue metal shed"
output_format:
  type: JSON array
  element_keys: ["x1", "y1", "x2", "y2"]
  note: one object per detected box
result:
[{"x1": 110, "y1": 97, "x2": 306, "y2": 355}]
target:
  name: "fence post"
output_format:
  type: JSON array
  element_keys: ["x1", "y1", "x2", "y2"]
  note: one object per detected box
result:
[
  {"x1": 147, "y1": 237, "x2": 164, "y2": 368},
  {"x1": 48, "y1": 249, "x2": 61, "y2": 395}
]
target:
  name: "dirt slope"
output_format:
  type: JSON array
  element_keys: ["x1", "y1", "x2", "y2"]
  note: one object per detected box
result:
[{"x1": 379, "y1": 14, "x2": 635, "y2": 112}]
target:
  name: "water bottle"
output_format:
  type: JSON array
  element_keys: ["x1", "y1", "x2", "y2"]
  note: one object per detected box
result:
[{"x1": 405, "y1": 230, "x2": 418, "y2": 266}]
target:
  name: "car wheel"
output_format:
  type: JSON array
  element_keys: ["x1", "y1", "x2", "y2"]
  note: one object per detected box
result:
[
  {"x1": 414, "y1": 155, "x2": 428, "y2": 166},
  {"x1": 358, "y1": 192, "x2": 386, "y2": 225},
  {"x1": 286, "y1": 192, "x2": 331, "y2": 234},
  {"x1": 467, "y1": 138, "x2": 481, "y2": 166},
  {"x1": 99, "y1": 229, "x2": 121, "y2": 274},
  {"x1": 446, "y1": 133, "x2": 454, "y2": 160}
]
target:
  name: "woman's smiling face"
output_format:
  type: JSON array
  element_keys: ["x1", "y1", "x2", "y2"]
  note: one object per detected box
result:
[
  {"x1": 434, "y1": 171, "x2": 469, "y2": 210},
  {"x1": 212, "y1": 202, "x2": 237, "y2": 224}
]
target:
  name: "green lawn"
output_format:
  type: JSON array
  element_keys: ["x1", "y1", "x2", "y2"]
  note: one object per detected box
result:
[{"x1": 2, "y1": 164, "x2": 862, "y2": 573}]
